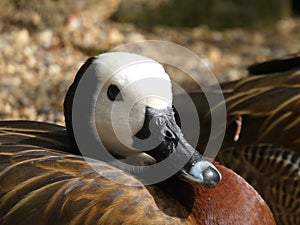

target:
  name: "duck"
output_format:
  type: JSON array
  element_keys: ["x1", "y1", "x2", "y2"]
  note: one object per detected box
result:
[
  {"x1": 0, "y1": 121, "x2": 275, "y2": 225},
  {"x1": 176, "y1": 55, "x2": 300, "y2": 225},
  {"x1": 0, "y1": 52, "x2": 276, "y2": 225}
]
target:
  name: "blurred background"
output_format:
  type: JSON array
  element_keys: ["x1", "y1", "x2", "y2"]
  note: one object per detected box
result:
[{"x1": 0, "y1": 0, "x2": 299, "y2": 125}]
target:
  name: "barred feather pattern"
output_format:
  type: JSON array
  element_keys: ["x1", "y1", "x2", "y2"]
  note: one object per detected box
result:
[{"x1": 218, "y1": 144, "x2": 300, "y2": 225}]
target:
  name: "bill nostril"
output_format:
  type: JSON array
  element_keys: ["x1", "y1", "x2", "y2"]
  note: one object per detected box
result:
[
  {"x1": 164, "y1": 129, "x2": 179, "y2": 143},
  {"x1": 165, "y1": 130, "x2": 173, "y2": 139}
]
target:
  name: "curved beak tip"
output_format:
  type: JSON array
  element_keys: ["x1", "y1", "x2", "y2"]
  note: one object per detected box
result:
[
  {"x1": 201, "y1": 163, "x2": 222, "y2": 188},
  {"x1": 181, "y1": 161, "x2": 222, "y2": 188}
]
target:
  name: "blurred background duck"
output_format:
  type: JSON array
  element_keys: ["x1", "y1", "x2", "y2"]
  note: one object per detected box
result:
[
  {"x1": 0, "y1": 52, "x2": 276, "y2": 225},
  {"x1": 178, "y1": 54, "x2": 300, "y2": 225}
]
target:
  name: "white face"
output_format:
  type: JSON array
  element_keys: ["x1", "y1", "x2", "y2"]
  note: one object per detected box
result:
[{"x1": 92, "y1": 52, "x2": 173, "y2": 165}]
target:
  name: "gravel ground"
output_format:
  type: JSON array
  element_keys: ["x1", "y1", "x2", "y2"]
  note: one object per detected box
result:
[{"x1": 1, "y1": 3, "x2": 300, "y2": 126}]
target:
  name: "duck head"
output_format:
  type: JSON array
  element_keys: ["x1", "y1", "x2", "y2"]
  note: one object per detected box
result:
[{"x1": 64, "y1": 52, "x2": 221, "y2": 187}]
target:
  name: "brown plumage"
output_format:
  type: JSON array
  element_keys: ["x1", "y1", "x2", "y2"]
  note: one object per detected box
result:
[
  {"x1": 180, "y1": 56, "x2": 300, "y2": 225},
  {"x1": 220, "y1": 70, "x2": 300, "y2": 150},
  {"x1": 0, "y1": 121, "x2": 276, "y2": 225}
]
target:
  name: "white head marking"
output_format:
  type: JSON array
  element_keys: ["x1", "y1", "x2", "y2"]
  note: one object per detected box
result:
[{"x1": 91, "y1": 52, "x2": 173, "y2": 164}]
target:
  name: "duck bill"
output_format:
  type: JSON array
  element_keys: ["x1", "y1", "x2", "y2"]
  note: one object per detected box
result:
[{"x1": 134, "y1": 106, "x2": 221, "y2": 188}]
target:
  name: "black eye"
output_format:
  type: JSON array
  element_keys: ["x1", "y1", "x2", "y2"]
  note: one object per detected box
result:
[{"x1": 107, "y1": 85, "x2": 122, "y2": 101}]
